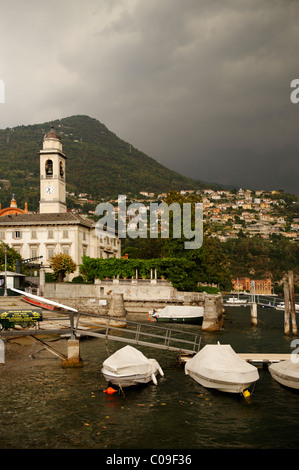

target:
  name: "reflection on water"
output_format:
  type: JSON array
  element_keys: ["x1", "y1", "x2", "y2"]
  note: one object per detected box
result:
[{"x1": 0, "y1": 306, "x2": 299, "y2": 449}]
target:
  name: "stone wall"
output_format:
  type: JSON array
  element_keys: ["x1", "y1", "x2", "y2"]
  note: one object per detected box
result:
[
  {"x1": 44, "y1": 279, "x2": 190, "y2": 302},
  {"x1": 44, "y1": 280, "x2": 224, "y2": 330}
]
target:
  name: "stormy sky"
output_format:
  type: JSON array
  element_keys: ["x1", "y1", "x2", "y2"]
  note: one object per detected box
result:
[{"x1": 0, "y1": 0, "x2": 298, "y2": 194}]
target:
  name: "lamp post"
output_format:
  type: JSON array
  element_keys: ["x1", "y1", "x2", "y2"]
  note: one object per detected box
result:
[{"x1": 4, "y1": 246, "x2": 7, "y2": 297}]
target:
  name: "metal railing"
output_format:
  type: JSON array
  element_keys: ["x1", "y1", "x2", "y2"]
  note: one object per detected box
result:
[
  {"x1": 73, "y1": 311, "x2": 202, "y2": 355},
  {"x1": 0, "y1": 309, "x2": 202, "y2": 355}
]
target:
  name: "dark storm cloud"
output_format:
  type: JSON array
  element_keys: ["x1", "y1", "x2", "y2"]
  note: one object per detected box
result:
[{"x1": 0, "y1": 0, "x2": 298, "y2": 193}]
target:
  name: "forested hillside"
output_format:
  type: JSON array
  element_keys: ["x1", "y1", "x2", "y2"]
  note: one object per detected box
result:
[{"x1": 0, "y1": 115, "x2": 216, "y2": 211}]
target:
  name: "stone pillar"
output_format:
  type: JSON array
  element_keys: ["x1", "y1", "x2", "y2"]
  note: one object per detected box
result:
[
  {"x1": 251, "y1": 303, "x2": 258, "y2": 326},
  {"x1": 39, "y1": 264, "x2": 45, "y2": 297},
  {"x1": 151, "y1": 269, "x2": 157, "y2": 284},
  {"x1": 0, "y1": 339, "x2": 5, "y2": 364},
  {"x1": 108, "y1": 293, "x2": 127, "y2": 318},
  {"x1": 284, "y1": 282, "x2": 290, "y2": 335},
  {"x1": 62, "y1": 339, "x2": 83, "y2": 368},
  {"x1": 202, "y1": 294, "x2": 224, "y2": 331},
  {"x1": 288, "y1": 270, "x2": 297, "y2": 336}
]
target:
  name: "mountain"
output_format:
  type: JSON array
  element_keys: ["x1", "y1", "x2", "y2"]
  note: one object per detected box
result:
[{"x1": 0, "y1": 115, "x2": 219, "y2": 211}]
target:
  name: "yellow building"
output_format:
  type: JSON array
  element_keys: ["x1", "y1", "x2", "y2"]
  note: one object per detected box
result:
[{"x1": 232, "y1": 277, "x2": 272, "y2": 294}]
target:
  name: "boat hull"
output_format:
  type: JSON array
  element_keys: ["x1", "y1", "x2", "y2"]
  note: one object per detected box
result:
[
  {"x1": 22, "y1": 296, "x2": 55, "y2": 311},
  {"x1": 224, "y1": 303, "x2": 247, "y2": 307},
  {"x1": 275, "y1": 302, "x2": 299, "y2": 312},
  {"x1": 186, "y1": 369, "x2": 254, "y2": 394},
  {"x1": 269, "y1": 361, "x2": 299, "y2": 390},
  {"x1": 152, "y1": 315, "x2": 203, "y2": 324},
  {"x1": 102, "y1": 347, "x2": 164, "y2": 387},
  {"x1": 102, "y1": 369, "x2": 159, "y2": 387},
  {"x1": 149, "y1": 306, "x2": 204, "y2": 324},
  {"x1": 269, "y1": 371, "x2": 299, "y2": 390},
  {"x1": 224, "y1": 300, "x2": 247, "y2": 306},
  {"x1": 185, "y1": 344, "x2": 259, "y2": 394}
]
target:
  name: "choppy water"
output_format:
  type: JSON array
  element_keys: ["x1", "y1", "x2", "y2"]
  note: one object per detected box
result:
[{"x1": 1, "y1": 305, "x2": 299, "y2": 450}]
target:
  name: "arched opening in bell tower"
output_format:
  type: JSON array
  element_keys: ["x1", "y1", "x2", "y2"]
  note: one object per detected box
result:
[{"x1": 45, "y1": 159, "x2": 53, "y2": 177}]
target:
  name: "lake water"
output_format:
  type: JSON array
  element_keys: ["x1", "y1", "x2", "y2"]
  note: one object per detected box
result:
[{"x1": 0, "y1": 305, "x2": 299, "y2": 452}]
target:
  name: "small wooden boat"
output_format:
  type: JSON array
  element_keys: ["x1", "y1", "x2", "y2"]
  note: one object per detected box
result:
[
  {"x1": 149, "y1": 306, "x2": 204, "y2": 324},
  {"x1": 185, "y1": 343, "x2": 259, "y2": 394},
  {"x1": 269, "y1": 359, "x2": 299, "y2": 390},
  {"x1": 102, "y1": 345, "x2": 164, "y2": 387}
]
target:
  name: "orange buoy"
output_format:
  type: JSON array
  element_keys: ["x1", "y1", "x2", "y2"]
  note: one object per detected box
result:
[{"x1": 103, "y1": 387, "x2": 117, "y2": 395}]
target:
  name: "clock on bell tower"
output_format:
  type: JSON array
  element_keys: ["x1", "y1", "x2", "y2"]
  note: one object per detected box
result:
[{"x1": 39, "y1": 125, "x2": 67, "y2": 214}]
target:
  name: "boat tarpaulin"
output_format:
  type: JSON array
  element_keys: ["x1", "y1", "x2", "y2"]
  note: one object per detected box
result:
[
  {"x1": 157, "y1": 306, "x2": 203, "y2": 318},
  {"x1": 102, "y1": 345, "x2": 158, "y2": 376},
  {"x1": 269, "y1": 359, "x2": 299, "y2": 382},
  {"x1": 185, "y1": 344, "x2": 259, "y2": 384}
]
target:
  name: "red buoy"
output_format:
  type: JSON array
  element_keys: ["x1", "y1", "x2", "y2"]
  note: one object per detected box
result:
[{"x1": 103, "y1": 387, "x2": 117, "y2": 395}]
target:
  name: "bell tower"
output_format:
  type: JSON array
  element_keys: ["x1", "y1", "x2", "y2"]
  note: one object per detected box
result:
[{"x1": 39, "y1": 125, "x2": 67, "y2": 213}]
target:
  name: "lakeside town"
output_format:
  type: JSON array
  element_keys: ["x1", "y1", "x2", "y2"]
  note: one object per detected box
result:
[
  {"x1": 0, "y1": 121, "x2": 297, "y2": 303},
  {"x1": 69, "y1": 186, "x2": 299, "y2": 243}
]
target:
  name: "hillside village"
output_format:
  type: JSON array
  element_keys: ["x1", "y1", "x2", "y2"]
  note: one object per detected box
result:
[{"x1": 67, "y1": 187, "x2": 299, "y2": 243}]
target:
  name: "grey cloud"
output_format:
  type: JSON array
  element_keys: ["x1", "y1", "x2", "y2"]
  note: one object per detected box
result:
[{"x1": 0, "y1": 0, "x2": 298, "y2": 194}]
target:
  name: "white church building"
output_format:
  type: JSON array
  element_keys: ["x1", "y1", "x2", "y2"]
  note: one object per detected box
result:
[{"x1": 0, "y1": 126, "x2": 121, "y2": 278}]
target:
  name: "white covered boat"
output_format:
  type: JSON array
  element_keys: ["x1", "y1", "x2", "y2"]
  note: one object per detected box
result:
[
  {"x1": 149, "y1": 306, "x2": 204, "y2": 324},
  {"x1": 102, "y1": 345, "x2": 164, "y2": 387},
  {"x1": 275, "y1": 302, "x2": 299, "y2": 312},
  {"x1": 224, "y1": 297, "x2": 248, "y2": 306},
  {"x1": 269, "y1": 359, "x2": 299, "y2": 390},
  {"x1": 185, "y1": 343, "x2": 259, "y2": 394}
]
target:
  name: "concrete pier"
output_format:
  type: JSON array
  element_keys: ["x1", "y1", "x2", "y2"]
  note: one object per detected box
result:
[
  {"x1": 202, "y1": 294, "x2": 224, "y2": 331},
  {"x1": 251, "y1": 303, "x2": 258, "y2": 326},
  {"x1": 62, "y1": 339, "x2": 83, "y2": 368},
  {"x1": 108, "y1": 293, "x2": 127, "y2": 318}
]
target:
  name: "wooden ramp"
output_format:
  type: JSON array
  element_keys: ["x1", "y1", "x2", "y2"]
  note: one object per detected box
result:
[
  {"x1": 238, "y1": 353, "x2": 291, "y2": 365},
  {"x1": 180, "y1": 352, "x2": 292, "y2": 366}
]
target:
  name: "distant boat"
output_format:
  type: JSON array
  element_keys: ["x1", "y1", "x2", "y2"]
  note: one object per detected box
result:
[
  {"x1": 224, "y1": 297, "x2": 248, "y2": 306},
  {"x1": 269, "y1": 359, "x2": 299, "y2": 390},
  {"x1": 260, "y1": 302, "x2": 275, "y2": 308},
  {"x1": 102, "y1": 345, "x2": 164, "y2": 387},
  {"x1": 149, "y1": 306, "x2": 204, "y2": 324},
  {"x1": 185, "y1": 343, "x2": 259, "y2": 394},
  {"x1": 275, "y1": 302, "x2": 299, "y2": 312}
]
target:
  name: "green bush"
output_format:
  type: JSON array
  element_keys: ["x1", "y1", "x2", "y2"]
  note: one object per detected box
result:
[
  {"x1": 196, "y1": 286, "x2": 220, "y2": 294},
  {"x1": 71, "y1": 275, "x2": 84, "y2": 283},
  {"x1": 79, "y1": 256, "x2": 197, "y2": 291},
  {"x1": 45, "y1": 272, "x2": 56, "y2": 283}
]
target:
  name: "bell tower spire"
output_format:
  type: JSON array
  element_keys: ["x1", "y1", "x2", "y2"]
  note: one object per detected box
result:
[{"x1": 39, "y1": 124, "x2": 67, "y2": 213}]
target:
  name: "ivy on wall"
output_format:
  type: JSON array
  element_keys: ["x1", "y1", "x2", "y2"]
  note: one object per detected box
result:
[{"x1": 79, "y1": 256, "x2": 197, "y2": 291}]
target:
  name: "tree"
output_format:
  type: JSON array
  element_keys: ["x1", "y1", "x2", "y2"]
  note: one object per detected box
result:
[
  {"x1": 0, "y1": 242, "x2": 21, "y2": 271},
  {"x1": 49, "y1": 253, "x2": 77, "y2": 282}
]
